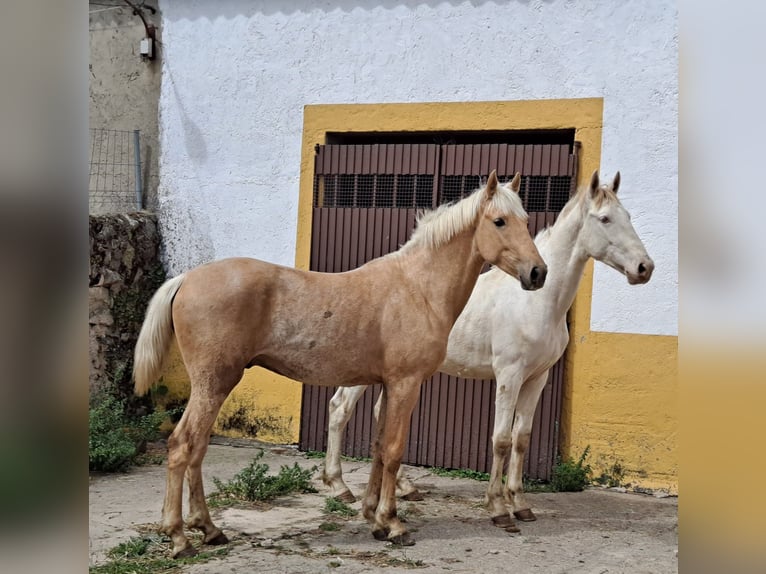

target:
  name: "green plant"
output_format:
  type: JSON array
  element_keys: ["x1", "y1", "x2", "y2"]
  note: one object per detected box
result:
[
  {"x1": 522, "y1": 477, "x2": 555, "y2": 493},
  {"x1": 323, "y1": 496, "x2": 358, "y2": 517},
  {"x1": 551, "y1": 446, "x2": 592, "y2": 492},
  {"x1": 595, "y1": 461, "x2": 626, "y2": 488},
  {"x1": 304, "y1": 450, "x2": 326, "y2": 459},
  {"x1": 89, "y1": 391, "x2": 176, "y2": 472},
  {"x1": 430, "y1": 467, "x2": 490, "y2": 481},
  {"x1": 209, "y1": 452, "x2": 317, "y2": 505},
  {"x1": 107, "y1": 537, "x2": 150, "y2": 559},
  {"x1": 90, "y1": 536, "x2": 227, "y2": 574},
  {"x1": 88, "y1": 394, "x2": 137, "y2": 472},
  {"x1": 319, "y1": 521, "x2": 341, "y2": 532}
]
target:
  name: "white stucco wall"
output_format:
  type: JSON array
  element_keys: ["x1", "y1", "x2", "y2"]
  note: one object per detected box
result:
[{"x1": 158, "y1": 0, "x2": 677, "y2": 336}]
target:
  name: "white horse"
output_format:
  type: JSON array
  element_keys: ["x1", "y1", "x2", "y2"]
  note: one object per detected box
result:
[{"x1": 321, "y1": 170, "x2": 654, "y2": 533}]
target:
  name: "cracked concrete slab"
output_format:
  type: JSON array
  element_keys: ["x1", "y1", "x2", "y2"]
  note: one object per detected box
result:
[{"x1": 89, "y1": 440, "x2": 677, "y2": 572}]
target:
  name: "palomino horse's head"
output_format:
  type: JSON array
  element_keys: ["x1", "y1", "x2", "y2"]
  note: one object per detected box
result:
[
  {"x1": 580, "y1": 170, "x2": 654, "y2": 285},
  {"x1": 474, "y1": 171, "x2": 547, "y2": 290}
]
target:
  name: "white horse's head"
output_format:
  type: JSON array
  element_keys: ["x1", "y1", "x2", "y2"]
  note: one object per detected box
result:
[{"x1": 579, "y1": 170, "x2": 654, "y2": 285}]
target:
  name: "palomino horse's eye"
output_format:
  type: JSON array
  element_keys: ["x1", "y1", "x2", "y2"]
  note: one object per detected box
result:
[
  {"x1": 493, "y1": 218, "x2": 506, "y2": 228},
  {"x1": 599, "y1": 216, "x2": 610, "y2": 224}
]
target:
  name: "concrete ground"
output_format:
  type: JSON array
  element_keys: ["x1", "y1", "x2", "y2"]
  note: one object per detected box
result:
[{"x1": 89, "y1": 438, "x2": 677, "y2": 573}]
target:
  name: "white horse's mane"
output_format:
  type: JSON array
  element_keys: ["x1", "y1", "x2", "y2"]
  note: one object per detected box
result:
[
  {"x1": 534, "y1": 181, "x2": 619, "y2": 246},
  {"x1": 402, "y1": 182, "x2": 527, "y2": 252}
]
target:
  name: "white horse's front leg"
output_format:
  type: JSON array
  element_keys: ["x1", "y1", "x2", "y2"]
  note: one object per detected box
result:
[
  {"x1": 323, "y1": 385, "x2": 367, "y2": 503},
  {"x1": 486, "y1": 366, "x2": 523, "y2": 532},
  {"x1": 505, "y1": 372, "x2": 549, "y2": 521}
]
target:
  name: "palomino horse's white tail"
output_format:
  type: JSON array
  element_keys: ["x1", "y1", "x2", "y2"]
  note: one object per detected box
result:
[{"x1": 133, "y1": 274, "x2": 185, "y2": 396}]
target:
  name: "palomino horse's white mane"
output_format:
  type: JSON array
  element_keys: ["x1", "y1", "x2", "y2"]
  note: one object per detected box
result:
[
  {"x1": 533, "y1": 179, "x2": 619, "y2": 246},
  {"x1": 402, "y1": 182, "x2": 527, "y2": 252}
]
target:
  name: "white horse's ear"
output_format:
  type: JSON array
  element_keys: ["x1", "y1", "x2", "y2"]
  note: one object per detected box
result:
[
  {"x1": 486, "y1": 170, "x2": 498, "y2": 198},
  {"x1": 612, "y1": 171, "x2": 620, "y2": 194},
  {"x1": 590, "y1": 170, "x2": 600, "y2": 196},
  {"x1": 510, "y1": 172, "x2": 521, "y2": 193}
]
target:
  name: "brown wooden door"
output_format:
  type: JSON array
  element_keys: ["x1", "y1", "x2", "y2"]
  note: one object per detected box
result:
[{"x1": 299, "y1": 140, "x2": 577, "y2": 480}]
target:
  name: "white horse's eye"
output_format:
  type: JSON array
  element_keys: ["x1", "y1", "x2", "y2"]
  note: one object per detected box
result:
[
  {"x1": 599, "y1": 215, "x2": 610, "y2": 224},
  {"x1": 493, "y1": 218, "x2": 506, "y2": 228}
]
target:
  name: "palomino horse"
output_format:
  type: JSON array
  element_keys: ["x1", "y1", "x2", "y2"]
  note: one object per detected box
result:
[
  {"x1": 133, "y1": 171, "x2": 547, "y2": 557},
  {"x1": 322, "y1": 171, "x2": 654, "y2": 533}
]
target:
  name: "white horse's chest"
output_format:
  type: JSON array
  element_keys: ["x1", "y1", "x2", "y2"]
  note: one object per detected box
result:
[{"x1": 514, "y1": 320, "x2": 569, "y2": 377}]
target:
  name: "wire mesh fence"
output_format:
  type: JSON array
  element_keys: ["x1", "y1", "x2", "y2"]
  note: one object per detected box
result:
[{"x1": 89, "y1": 128, "x2": 143, "y2": 214}]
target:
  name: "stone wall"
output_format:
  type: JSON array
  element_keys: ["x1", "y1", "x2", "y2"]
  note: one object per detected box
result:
[{"x1": 89, "y1": 213, "x2": 165, "y2": 409}]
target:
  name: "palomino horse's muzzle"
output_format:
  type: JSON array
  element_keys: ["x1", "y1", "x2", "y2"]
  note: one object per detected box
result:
[{"x1": 520, "y1": 264, "x2": 547, "y2": 291}]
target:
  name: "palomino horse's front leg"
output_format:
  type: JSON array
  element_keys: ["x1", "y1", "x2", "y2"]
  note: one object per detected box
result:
[
  {"x1": 372, "y1": 390, "x2": 422, "y2": 501},
  {"x1": 485, "y1": 365, "x2": 523, "y2": 533},
  {"x1": 504, "y1": 372, "x2": 549, "y2": 522},
  {"x1": 323, "y1": 385, "x2": 368, "y2": 503},
  {"x1": 363, "y1": 381, "x2": 421, "y2": 545}
]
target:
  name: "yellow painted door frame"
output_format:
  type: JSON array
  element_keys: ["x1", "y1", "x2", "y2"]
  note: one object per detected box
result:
[{"x1": 295, "y1": 98, "x2": 604, "y2": 455}]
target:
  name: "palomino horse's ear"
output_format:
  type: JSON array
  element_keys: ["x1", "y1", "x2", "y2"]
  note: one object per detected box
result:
[
  {"x1": 510, "y1": 172, "x2": 521, "y2": 193},
  {"x1": 486, "y1": 170, "x2": 499, "y2": 198},
  {"x1": 612, "y1": 171, "x2": 621, "y2": 194},
  {"x1": 589, "y1": 170, "x2": 600, "y2": 196}
]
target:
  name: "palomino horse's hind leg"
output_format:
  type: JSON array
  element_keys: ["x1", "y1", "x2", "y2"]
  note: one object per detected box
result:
[
  {"x1": 162, "y1": 383, "x2": 234, "y2": 558},
  {"x1": 505, "y1": 372, "x2": 549, "y2": 522},
  {"x1": 362, "y1": 388, "x2": 387, "y2": 527},
  {"x1": 161, "y1": 407, "x2": 197, "y2": 557},
  {"x1": 367, "y1": 381, "x2": 421, "y2": 546},
  {"x1": 184, "y1": 392, "x2": 231, "y2": 545}
]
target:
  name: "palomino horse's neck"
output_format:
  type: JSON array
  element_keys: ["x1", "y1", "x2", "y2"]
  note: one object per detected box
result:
[
  {"x1": 399, "y1": 227, "x2": 486, "y2": 327},
  {"x1": 535, "y1": 203, "x2": 590, "y2": 322}
]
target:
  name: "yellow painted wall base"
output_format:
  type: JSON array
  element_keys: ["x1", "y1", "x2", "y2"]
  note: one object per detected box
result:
[
  {"x1": 562, "y1": 261, "x2": 678, "y2": 493},
  {"x1": 154, "y1": 343, "x2": 302, "y2": 444}
]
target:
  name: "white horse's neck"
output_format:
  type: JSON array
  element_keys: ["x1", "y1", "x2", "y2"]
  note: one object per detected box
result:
[{"x1": 532, "y1": 201, "x2": 590, "y2": 323}]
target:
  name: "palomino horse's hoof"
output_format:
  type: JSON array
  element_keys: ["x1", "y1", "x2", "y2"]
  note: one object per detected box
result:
[
  {"x1": 205, "y1": 531, "x2": 230, "y2": 545},
  {"x1": 492, "y1": 514, "x2": 520, "y2": 533},
  {"x1": 401, "y1": 490, "x2": 424, "y2": 502},
  {"x1": 372, "y1": 528, "x2": 389, "y2": 541},
  {"x1": 388, "y1": 532, "x2": 415, "y2": 546},
  {"x1": 173, "y1": 544, "x2": 198, "y2": 559},
  {"x1": 513, "y1": 508, "x2": 537, "y2": 522},
  {"x1": 334, "y1": 490, "x2": 357, "y2": 504}
]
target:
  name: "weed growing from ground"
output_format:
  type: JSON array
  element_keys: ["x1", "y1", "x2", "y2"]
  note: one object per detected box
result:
[
  {"x1": 89, "y1": 391, "x2": 175, "y2": 472},
  {"x1": 595, "y1": 461, "x2": 626, "y2": 488},
  {"x1": 208, "y1": 451, "x2": 317, "y2": 506},
  {"x1": 323, "y1": 496, "x2": 358, "y2": 517},
  {"x1": 430, "y1": 467, "x2": 490, "y2": 481},
  {"x1": 550, "y1": 446, "x2": 592, "y2": 492},
  {"x1": 90, "y1": 535, "x2": 227, "y2": 574},
  {"x1": 522, "y1": 477, "x2": 555, "y2": 493},
  {"x1": 303, "y1": 450, "x2": 326, "y2": 459},
  {"x1": 107, "y1": 537, "x2": 150, "y2": 559}
]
